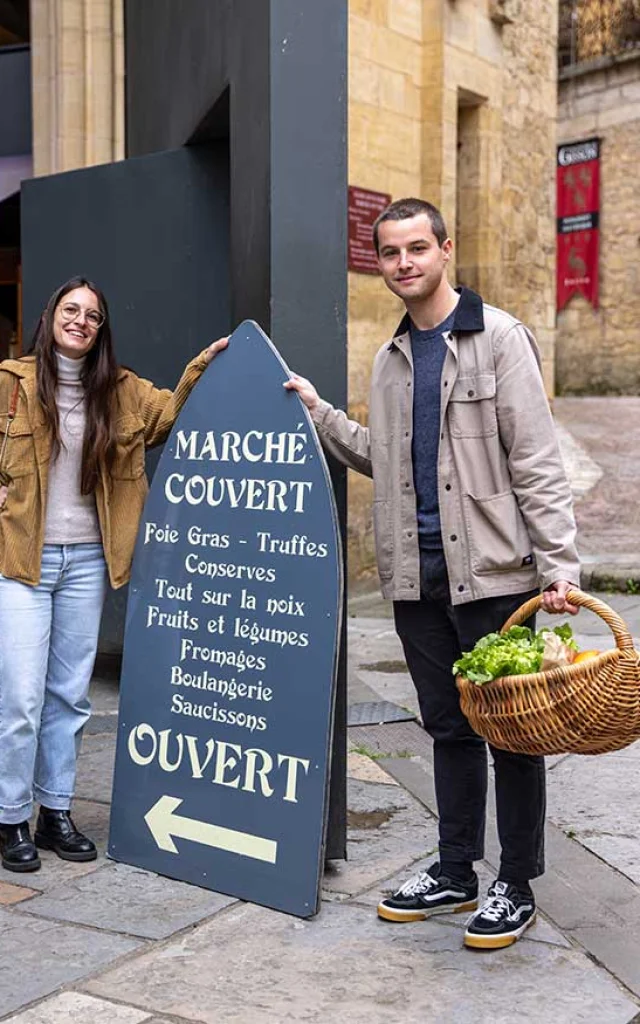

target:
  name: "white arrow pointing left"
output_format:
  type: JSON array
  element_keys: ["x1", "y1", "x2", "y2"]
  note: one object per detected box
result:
[{"x1": 144, "y1": 795, "x2": 278, "y2": 864}]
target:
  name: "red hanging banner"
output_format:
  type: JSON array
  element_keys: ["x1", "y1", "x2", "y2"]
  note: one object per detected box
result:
[{"x1": 557, "y1": 138, "x2": 600, "y2": 311}]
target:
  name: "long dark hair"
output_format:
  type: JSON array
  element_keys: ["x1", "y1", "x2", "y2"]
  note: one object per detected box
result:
[{"x1": 29, "y1": 277, "x2": 119, "y2": 494}]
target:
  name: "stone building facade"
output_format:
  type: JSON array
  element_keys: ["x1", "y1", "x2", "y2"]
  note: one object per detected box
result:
[
  {"x1": 10, "y1": 0, "x2": 560, "y2": 582},
  {"x1": 30, "y1": 0, "x2": 124, "y2": 176},
  {"x1": 557, "y1": 0, "x2": 640, "y2": 395},
  {"x1": 347, "y1": 0, "x2": 559, "y2": 577}
]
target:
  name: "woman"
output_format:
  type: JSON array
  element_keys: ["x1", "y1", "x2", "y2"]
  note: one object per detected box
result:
[{"x1": 0, "y1": 277, "x2": 227, "y2": 872}]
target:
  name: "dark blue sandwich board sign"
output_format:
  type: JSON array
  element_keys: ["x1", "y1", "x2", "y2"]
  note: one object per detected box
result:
[{"x1": 108, "y1": 322, "x2": 342, "y2": 918}]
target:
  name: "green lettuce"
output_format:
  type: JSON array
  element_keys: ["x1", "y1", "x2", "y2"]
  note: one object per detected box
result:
[{"x1": 453, "y1": 624, "x2": 576, "y2": 685}]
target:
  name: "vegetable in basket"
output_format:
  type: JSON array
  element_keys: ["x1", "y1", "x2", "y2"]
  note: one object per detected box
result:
[{"x1": 453, "y1": 623, "x2": 579, "y2": 685}]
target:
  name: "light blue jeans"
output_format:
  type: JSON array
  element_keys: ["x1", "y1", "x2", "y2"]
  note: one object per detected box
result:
[{"x1": 0, "y1": 543, "x2": 108, "y2": 824}]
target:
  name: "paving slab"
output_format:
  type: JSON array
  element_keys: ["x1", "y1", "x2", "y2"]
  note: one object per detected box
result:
[
  {"x1": 547, "y1": 748, "x2": 640, "y2": 884},
  {"x1": 83, "y1": 900, "x2": 639, "y2": 1024},
  {"x1": 554, "y1": 397, "x2": 640, "y2": 573},
  {"x1": 347, "y1": 751, "x2": 399, "y2": 786},
  {"x1": 366, "y1": 722, "x2": 640, "y2": 999},
  {"x1": 322, "y1": 778, "x2": 438, "y2": 898},
  {"x1": 85, "y1": 712, "x2": 119, "y2": 736},
  {"x1": 570, "y1": 924, "x2": 640, "y2": 1003},
  {"x1": 556, "y1": 421, "x2": 603, "y2": 499},
  {"x1": 349, "y1": 718, "x2": 431, "y2": 759},
  {"x1": 347, "y1": 591, "x2": 394, "y2": 620},
  {"x1": 74, "y1": 734, "x2": 116, "y2": 805},
  {"x1": 15, "y1": 861, "x2": 237, "y2": 940},
  {"x1": 87, "y1": 674, "x2": 120, "y2": 716},
  {"x1": 347, "y1": 618, "x2": 403, "y2": 664},
  {"x1": 352, "y1": 668, "x2": 421, "y2": 718},
  {"x1": 0, "y1": 909, "x2": 142, "y2": 1019},
  {"x1": 537, "y1": 825, "x2": 640, "y2": 931},
  {"x1": 3, "y1": 992, "x2": 149, "y2": 1024},
  {"x1": 0, "y1": 881, "x2": 38, "y2": 906}
]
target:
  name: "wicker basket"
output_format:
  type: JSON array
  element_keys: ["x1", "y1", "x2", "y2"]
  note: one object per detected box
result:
[{"x1": 456, "y1": 589, "x2": 640, "y2": 756}]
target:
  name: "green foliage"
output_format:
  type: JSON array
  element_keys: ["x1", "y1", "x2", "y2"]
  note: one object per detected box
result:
[
  {"x1": 349, "y1": 744, "x2": 384, "y2": 761},
  {"x1": 452, "y1": 623, "x2": 577, "y2": 685}
]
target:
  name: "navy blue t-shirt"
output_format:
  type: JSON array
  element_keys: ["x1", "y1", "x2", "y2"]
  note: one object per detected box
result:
[{"x1": 410, "y1": 307, "x2": 457, "y2": 551}]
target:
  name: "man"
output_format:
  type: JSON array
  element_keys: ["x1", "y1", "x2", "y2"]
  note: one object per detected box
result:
[{"x1": 285, "y1": 197, "x2": 580, "y2": 950}]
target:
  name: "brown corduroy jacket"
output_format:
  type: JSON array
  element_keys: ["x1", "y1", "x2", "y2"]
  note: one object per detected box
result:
[{"x1": 0, "y1": 350, "x2": 210, "y2": 588}]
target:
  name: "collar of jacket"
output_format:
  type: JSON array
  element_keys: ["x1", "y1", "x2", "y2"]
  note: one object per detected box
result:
[
  {"x1": 388, "y1": 286, "x2": 485, "y2": 351},
  {"x1": 2, "y1": 354, "x2": 128, "y2": 381}
]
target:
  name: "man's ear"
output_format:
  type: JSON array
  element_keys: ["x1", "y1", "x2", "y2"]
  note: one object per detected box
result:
[{"x1": 442, "y1": 237, "x2": 453, "y2": 263}]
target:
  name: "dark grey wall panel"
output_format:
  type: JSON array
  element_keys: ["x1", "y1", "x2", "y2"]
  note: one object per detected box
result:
[
  {"x1": 125, "y1": 0, "x2": 271, "y2": 342},
  {"x1": 21, "y1": 145, "x2": 230, "y2": 378},
  {"x1": 269, "y1": 0, "x2": 347, "y2": 404},
  {"x1": 0, "y1": 46, "x2": 31, "y2": 156},
  {"x1": 124, "y1": 1, "x2": 231, "y2": 156},
  {"x1": 124, "y1": 0, "x2": 348, "y2": 858},
  {"x1": 227, "y1": 1, "x2": 271, "y2": 333},
  {"x1": 21, "y1": 145, "x2": 231, "y2": 655},
  {"x1": 269, "y1": 1, "x2": 348, "y2": 858}
]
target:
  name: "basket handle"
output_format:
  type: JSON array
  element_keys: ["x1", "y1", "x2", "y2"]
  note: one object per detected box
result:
[{"x1": 500, "y1": 588, "x2": 635, "y2": 652}]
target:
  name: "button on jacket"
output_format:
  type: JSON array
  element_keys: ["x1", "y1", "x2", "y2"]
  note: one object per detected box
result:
[
  {"x1": 0, "y1": 350, "x2": 210, "y2": 589},
  {"x1": 311, "y1": 287, "x2": 580, "y2": 605}
]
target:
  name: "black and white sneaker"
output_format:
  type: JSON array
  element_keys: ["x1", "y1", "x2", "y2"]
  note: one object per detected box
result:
[
  {"x1": 464, "y1": 880, "x2": 536, "y2": 949},
  {"x1": 378, "y1": 863, "x2": 478, "y2": 923}
]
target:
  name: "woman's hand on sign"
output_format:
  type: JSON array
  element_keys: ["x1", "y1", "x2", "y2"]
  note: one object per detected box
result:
[
  {"x1": 204, "y1": 336, "x2": 229, "y2": 364},
  {"x1": 284, "y1": 373, "x2": 320, "y2": 412}
]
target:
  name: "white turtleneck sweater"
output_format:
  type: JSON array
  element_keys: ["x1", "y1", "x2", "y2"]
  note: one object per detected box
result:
[{"x1": 43, "y1": 350, "x2": 102, "y2": 545}]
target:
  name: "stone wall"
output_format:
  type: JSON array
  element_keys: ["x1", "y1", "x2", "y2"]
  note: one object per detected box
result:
[
  {"x1": 31, "y1": 0, "x2": 124, "y2": 176},
  {"x1": 557, "y1": 53, "x2": 640, "y2": 394},
  {"x1": 27, "y1": 0, "x2": 561, "y2": 581},
  {"x1": 347, "y1": 0, "x2": 559, "y2": 579},
  {"x1": 497, "y1": 0, "x2": 558, "y2": 384},
  {"x1": 348, "y1": 0, "x2": 423, "y2": 579}
]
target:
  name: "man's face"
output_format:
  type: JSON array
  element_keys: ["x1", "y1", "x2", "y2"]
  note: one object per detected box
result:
[{"x1": 376, "y1": 214, "x2": 452, "y2": 303}]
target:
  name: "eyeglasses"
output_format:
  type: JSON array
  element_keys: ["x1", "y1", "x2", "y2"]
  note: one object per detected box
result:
[{"x1": 58, "y1": 303, "x2": 105, "y2": 330}]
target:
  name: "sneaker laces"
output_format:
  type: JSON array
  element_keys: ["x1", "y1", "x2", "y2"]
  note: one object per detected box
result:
[
  {"x1": 476, "y1": 894, "x2": 515, "y2": 923},
  {"x1": 396, "y1": 870, "x2": 439, "y2": 898}
]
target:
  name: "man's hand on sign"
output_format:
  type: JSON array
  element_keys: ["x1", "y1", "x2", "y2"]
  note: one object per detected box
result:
[
  {"x1": 283, "y1": 373, "x2": 320, "y2": 412},
  {"x1": 204, "y1": 336, "x2": 230, "y2": 363},
  {"x1": 542, "y1": 579, "x2": 579, "y2": 615}
]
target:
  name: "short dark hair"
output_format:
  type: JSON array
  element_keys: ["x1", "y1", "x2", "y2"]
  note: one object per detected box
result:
[{"x1": 373, "y1": 198, "x2": 448, "y2": 253}]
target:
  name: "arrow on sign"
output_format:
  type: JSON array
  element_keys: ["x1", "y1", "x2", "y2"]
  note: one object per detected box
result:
[{"x1": 144, "y1": 796, "x2": 278, "y2": 864}]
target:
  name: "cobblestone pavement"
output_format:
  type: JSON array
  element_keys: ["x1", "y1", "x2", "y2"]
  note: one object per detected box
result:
[
  {"x1": 554, "y1": 397, "x2": 640, "y2": 586},
  {"x1": 1, "y1": 400, "x2": 639, "y2": 1023},
  {"x1": 1, "y1": 588, "x2": 639, "y2": 1023}
]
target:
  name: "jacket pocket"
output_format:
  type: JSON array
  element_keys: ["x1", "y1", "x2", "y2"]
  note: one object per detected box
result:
[
  {"x1": 372, "y1": 498, "x2": 394, "y2": 580},
  {"x1": 113, "y1": 413, "x2": 146, "y2": 480},
  {"x1": 448, "y1": 374, "x2": 497, "y2": 438},
  {"x1": 2, "y1": 416, "x2": 36, "y2": 479},
  {"x1": 463, "y1": 490, "x2": 534, "y2": 575}
]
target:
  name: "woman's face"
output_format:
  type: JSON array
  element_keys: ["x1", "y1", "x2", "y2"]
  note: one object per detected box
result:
[{"x1": 52, "y1": 286, "x2": 104, "y2": 360}]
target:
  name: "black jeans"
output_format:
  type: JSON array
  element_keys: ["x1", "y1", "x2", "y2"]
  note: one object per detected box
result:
[{"x1": 393, "y1": 551, "x2": 545, "y2": 882}]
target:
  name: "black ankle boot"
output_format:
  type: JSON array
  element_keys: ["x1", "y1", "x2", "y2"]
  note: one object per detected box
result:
[
  {"x1": 0, "y1": 821, "x2": 41, "y2": 872},
  {"x1": 34, "y1": 808, "x2": 97, "y2": 862}
]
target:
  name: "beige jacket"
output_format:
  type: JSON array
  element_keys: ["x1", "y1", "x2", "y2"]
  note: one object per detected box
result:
[
  {"x1": 312, "y1": 288, "x2": 580, "y2": 604},
  {"x1": 0, "y1": 351, "x2": 210, "y2": 589}
]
